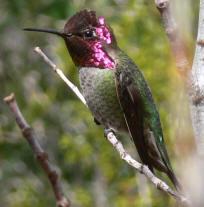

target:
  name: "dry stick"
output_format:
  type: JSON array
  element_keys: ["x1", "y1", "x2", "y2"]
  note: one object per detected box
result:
[
  {"x1": 34, "y1": 47, "x2": 87, "y2": 106},
  {"x1": 4, "y1": 93, "x2": 70, "y2": 207},
  {"x1": 155, "y1": 0, "x2": 190, "y2": 75},
  {"x1": 34, "y1": 46, "x2": 188, "y2": 203}
]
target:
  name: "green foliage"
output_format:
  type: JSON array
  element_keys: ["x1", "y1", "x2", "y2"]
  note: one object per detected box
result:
[{"x1": 0, "y1": 0, "x2": 198, "y2": 206}]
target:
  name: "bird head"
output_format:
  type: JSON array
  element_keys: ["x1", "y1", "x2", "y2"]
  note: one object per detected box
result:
[{"x1": 24, "y1": 10, "x2": 117, "y2": 69}]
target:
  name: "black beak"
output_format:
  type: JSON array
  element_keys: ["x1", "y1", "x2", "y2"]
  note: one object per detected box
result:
[{"x1": 23, "y1": 28, "x2": 71, "y2": 38}]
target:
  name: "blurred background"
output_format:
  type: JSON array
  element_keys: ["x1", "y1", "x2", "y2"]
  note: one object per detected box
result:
[{"x1": 0, "y1": 0, "x2": 199, "y2": 206}]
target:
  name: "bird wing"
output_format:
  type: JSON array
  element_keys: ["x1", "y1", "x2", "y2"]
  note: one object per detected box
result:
[
  {"x1": 115, "y1": 70, "x2": 153, "y2": 171},
  {"x1": 114, "y1": 68, "x2": 181, "y2": 189}
]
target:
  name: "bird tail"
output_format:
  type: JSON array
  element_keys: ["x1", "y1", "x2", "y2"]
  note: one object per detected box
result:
[{"x1": 167, "y1": 169, "x2": 182, "y2": 191}]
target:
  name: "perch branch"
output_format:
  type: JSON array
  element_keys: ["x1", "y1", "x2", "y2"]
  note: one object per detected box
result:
[
  {"x1": 34, "y1": 47, "x2": 87, "y2": 106},
  {"x1": 155, "y1": 0, "x2": 190, "y2": 75},
  {"x1": 34, "y1": 46, "x2": 188, "y2": 203},
  {"x1": 104, "y1": 129, "x2": 187, "y2": 202},
  {"x1": 4, "y1": 93, "x2": 70, "y2": 207}
]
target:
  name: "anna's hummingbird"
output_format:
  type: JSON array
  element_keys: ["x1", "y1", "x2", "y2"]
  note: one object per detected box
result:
[{"x1": 24, "y1": 10, "x2": 180, "y2": 189}]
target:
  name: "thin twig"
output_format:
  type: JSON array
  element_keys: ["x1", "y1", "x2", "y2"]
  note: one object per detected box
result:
[
  {"x1": 34, "y1": 46, "x2": 189, "y2": 204},
  {"x1": 4, "y1": 93, "x2": 70, "y2": 207},
  {"x1": 155, "y1": 0, "x2": 190, "y2": 75},
  {"x1": 104, "y1": 129, "x2": 187, "y2": 203},
  {"x1": 34, "y1": 47, "x2": 87, "y2": 106}
]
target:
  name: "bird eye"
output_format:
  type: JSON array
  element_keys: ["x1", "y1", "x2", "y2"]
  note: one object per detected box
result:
[{"x1": 83, "y1": 29, "x2": 96, "y2": 39}]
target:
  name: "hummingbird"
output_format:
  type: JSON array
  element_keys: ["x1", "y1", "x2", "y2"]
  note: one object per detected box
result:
[{"x1": 24, "y1": 9, "x2": 180, "y2": 189}]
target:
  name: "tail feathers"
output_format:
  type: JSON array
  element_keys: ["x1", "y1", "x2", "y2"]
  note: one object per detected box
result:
[{"x1": 167, "y1": 170, "x2": 182, "y2": 191}]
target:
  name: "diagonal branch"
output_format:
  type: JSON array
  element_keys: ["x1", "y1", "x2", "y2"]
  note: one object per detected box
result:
[
  {"x1": 34, "y1": 46, "x2": 188, "y2": 204},
  {"x1": 4, "y1": 93, "x2": 70, "y2": 207},
  {"x1": 155, "y1": 0, "x2": 190, "y2": 75},
  {"x1": 104, "y1": 129, "x2": 187, "y2": 202},
  {"x1": 34, "y1": 47, "x2": 87, "y2": 106}
]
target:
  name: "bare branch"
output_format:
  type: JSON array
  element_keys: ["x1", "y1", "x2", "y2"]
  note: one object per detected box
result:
[
  {"x1": 34, "y1": 47, "x2": 87, "y2": 106},
  {"x1": 155, "y1": 0, "x2": 190, "y2": 75},
  {"x1": 34, "y1": 46, "x2": 188, "y2": 203},
  {"x1": 104, "y1": 129, "x2": 188, "y2": 204},
  {"x1": 4, "y1": 93, "x2": 70, "y2": 207}
]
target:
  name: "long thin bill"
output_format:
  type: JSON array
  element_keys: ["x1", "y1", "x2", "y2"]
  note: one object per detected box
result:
[{"x1": 23, "y1": 28, "x2": 64, "y2": 37}]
